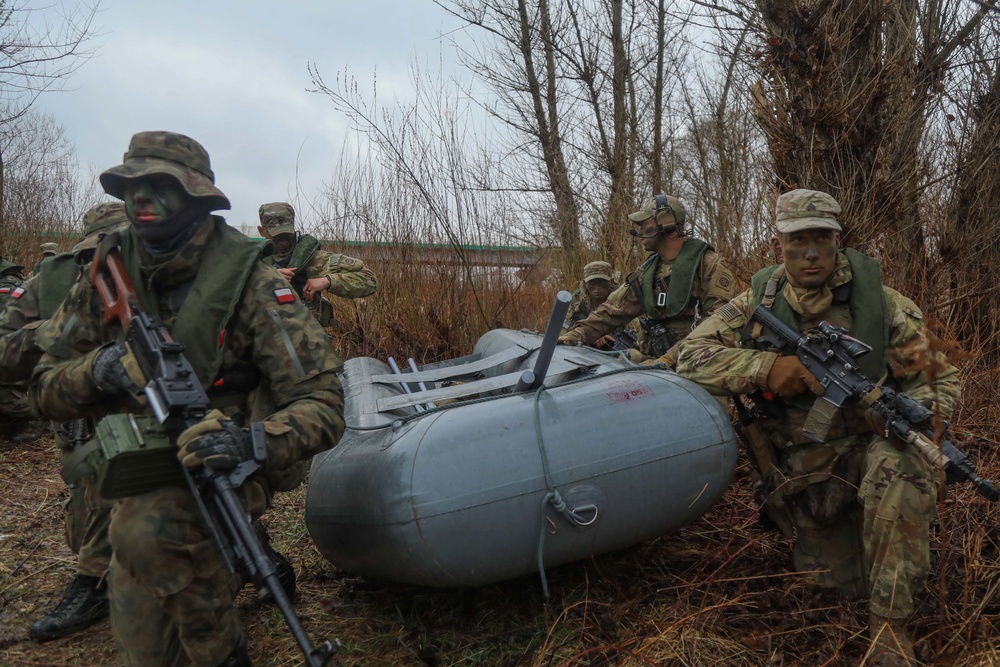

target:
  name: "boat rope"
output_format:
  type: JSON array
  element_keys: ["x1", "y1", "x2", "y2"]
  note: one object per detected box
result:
[{"x1": 530, "y1": 382, "x2": 599, "y2": 598}]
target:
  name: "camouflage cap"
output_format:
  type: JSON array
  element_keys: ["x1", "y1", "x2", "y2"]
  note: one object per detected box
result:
[
  {"x1": 72, "y1": 202, "x2": 130, "y2": 253},
  {"x1": 582, "y1": 261, "x2": 613, "y2": 283},
  {"x1": 99, "y1": 131, "x2": 231, "y2": 212},
  {"x1": 39, "y1": 242, "x2": 59, "y2": 255},
  {"x1": 258, "y1": 202, "x2": 296, "y2": 236},
  {"x1": 628, "y1": 194, "x2": 686, "y2": 225},
  {"x1": 775, "y1": 189, "x2": 842, "y2": 233}
]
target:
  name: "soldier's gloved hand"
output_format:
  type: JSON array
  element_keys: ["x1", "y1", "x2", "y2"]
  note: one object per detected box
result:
[
  {"x1": 640, "y1": 353, "x2": 675, "y2": 369},
  {"x1": 626, "y1": 348, "x2": 647, "y2": 364},
  {"x1": 557, "y1": 335, "x2": 579, "y2": 346},
  {"x1": 92, "y1": 342, "x2": 145, "y2": 395},
  {"x1": 765, "y1": 356, "x2": 825, "y2": 399},
  {"x1": 177, "y1": 409, "x2": 255, "y2": 472}
]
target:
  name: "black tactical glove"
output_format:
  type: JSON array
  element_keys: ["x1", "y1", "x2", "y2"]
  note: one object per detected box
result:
[
  {"x1": 177, "y1": 409, "x2": 257, "y2": 472},
  {"x1": 92, "y1": 342, "x2": 144, "y2": 395}
]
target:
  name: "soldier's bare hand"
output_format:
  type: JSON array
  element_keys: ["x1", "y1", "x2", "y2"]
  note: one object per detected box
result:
[
  {"x1": 277, "y1": 267, "x2": 296, "y2": 280},
  {"x1": 302, "y1": 276, "x2": 331, "y2": 301}
]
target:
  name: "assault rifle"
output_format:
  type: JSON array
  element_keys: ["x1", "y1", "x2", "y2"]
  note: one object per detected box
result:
[
  {"x1": 90, "y1": 237, "x2": 338, "y2": 666},
  {"x1": 608, "y1": 326, "x2": 639, "y2": 353},
  {"x1": 639, "y1": 316, "x2": 671, "y2": 358},
  {"x1": 750, "y1": 305, "x2": 1000, "y2": 501}
]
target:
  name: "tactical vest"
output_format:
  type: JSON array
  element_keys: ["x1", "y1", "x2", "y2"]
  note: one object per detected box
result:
[
  {"x1": 38, "y1": 253, "x2": 83, "y2": 319},
  {"x1": 749, "y1": 248, "x2": 889, "y2": 427},
  {"x1": 634, "y1": 238, "x2": 711, "y2": 319},
  {"x1": 120, "y1": 217, "x2": 267, "y2": 387}
]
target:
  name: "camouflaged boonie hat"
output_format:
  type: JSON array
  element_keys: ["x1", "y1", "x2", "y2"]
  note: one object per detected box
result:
[
  {"x1": 39, "y1": 243, "x2": 59, "y2": 255},
  {"x1": 73, "y1": 202, "x2": 130, "y2": 253},
  {"x1": 775, "y1": 189, "x2": 842, "y2": 233},
  {"x1": 258, "y1": 202, "x2": 296, "y2": 236},
  {"x1": 628, "y1": 194, "x2": 687, "y2": 226},
  {"x1": 582, "y1": 261, "x2": 613, "y2": 283},
  {"x1": 99, "y1": 131, "x2": 231, "y2": 212}
]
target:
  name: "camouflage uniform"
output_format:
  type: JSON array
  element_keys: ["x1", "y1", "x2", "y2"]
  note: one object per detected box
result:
[
  {"x1": 562, "y1": 261, "x2": 615, "y2": 332},
  {"x1": 676, "y1": 191, "x2": 960, "y2": 621},
  {"x1": 0, "y1": 257, "x2": 32, "y2": 438},
  {"x1": 29, "y1": 132, "x2": 346, "y2": 666},
  {"x1": 0, "y1": 204, "x2": 129, "y2": 587},
  {"x1": 258, "y1": 202, "x2": 377, "y2": 328},
  {"x1": 560, "y1": 197, "x2": 736, "y2": 366}
]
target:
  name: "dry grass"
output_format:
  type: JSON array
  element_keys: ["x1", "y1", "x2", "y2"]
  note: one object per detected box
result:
[{"x1": 3, "y1": 420, "x2": 1000, "y2": 666}]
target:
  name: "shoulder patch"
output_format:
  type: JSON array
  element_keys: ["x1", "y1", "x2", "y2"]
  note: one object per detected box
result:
[
  {"x1": 892, "y1": 292, "x2": 923, "y2": 322},
  {"x1": 0, "y1": 286, "x2": 10, "y2": 294},
  {"x1": 10, "y1": 286, "x2": 25, "y2": 299},
  {"x1": 716, "y1": 302, "x2": 744, "y2": 324},
  {"x1": 273, "y1": 287, "x2": 296, "y2": 304}
]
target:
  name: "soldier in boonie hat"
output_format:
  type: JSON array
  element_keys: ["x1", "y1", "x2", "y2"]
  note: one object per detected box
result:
[
  {"x1": 99, "y1": 131, "x2": 230, "y2": 213},
  {"x1": 72, "y1": 202, "x2": 130, "y2": 254},
  {"x1": 775, "y1": 189, "x2": 842, "y2": 233},
  {"x1": 39, "y1": 243, "x2": 59, "y2": 257}
]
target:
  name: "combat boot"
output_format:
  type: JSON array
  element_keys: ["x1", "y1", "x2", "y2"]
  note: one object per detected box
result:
[
  {"x1": 868, "y1": 613, "x2": 916, "y2": 666},
  {"x1": 28, "y1": 573, "x2": 108, "y2": 640}
]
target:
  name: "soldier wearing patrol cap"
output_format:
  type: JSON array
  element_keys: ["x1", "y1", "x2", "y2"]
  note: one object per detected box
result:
[
  {"x1": 28, "y1": 131, "x2": 346, "y2": 666},
  {"x1": 257, "y1": 202, "x2": 377, "y2": 329},
  {"x1": 32, "y1": 242, "x2": 60, "y2": 274},
  {"x1": 559, "y1": 194, "x2": 736, "y2": 367},
  {"x1": 677, "y1": 188, "x2": 960, "y2": 666},
  {"x1": 0, "y1": 202, "x2": 130, "y2": 640},
  {"x1": 561, "y1": 260, "x2": 615, "y2": 333}
]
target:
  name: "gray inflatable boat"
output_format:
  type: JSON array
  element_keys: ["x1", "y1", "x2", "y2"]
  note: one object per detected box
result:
[{"x1": 305, "y1": 294, "x2": 738, "y2": 589}]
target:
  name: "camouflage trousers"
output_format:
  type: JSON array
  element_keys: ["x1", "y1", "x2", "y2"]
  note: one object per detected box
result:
[
  {"x1": 56, "y1": 427, "x2": 113, "y2": 577},
  {"x1": 62, "y1": 472, "x2": 113, "y2": 578},
  {"x1": 788, "y1": 435, "x2": 941, "y2": 619},
  {"x1": 107, "y1": 480, "x2": 269, "y2": 666}
]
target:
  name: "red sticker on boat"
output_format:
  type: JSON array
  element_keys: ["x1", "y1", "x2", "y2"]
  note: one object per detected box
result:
[{"x1": 607, "y1": 380, "x2": 653, "y2": 404}]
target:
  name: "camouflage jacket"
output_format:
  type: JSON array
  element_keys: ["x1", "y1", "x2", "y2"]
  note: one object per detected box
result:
[
  {"x1": 561, "y1": 285, "x2": 598, "y2": 334},
  {"x1": 676, "y1": 253, "x2": 961, "y2": 453},
  {"x1": 29, "y1": 218, "x2": 346, "y2": 471},
  {"x1": 0, "y1": 258, "x2": 25, "y2": 310},
  {"x1": 561, "y1": 248, "x2": 735, "y2": 362},
  {"x1": 273, "y1": 241, "x2": 378, "y2": 300},
  {"x1": 0, "y1": 251, "x2": 88, "y2": 384}
]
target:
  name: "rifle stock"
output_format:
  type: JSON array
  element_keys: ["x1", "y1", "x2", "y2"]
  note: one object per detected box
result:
[
  {"x1": 749, "y1": 304, "x2": 1000, "y2": 502},
  {"x1": 92, "y1": 241, "x2": 339, "y2": 666}
]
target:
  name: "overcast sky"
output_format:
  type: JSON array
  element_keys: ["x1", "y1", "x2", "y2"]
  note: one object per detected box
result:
[{"x1": 30, "y1": 0, "x2": 465, "y2": 231}]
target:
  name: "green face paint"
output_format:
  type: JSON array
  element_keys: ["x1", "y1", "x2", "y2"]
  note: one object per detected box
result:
[
  {"x1": 779, "y1": 228, "x2": 839, "y2": 289},
  {"x1": 124, "y1": 175, "x2": 188, "y2": 224}
]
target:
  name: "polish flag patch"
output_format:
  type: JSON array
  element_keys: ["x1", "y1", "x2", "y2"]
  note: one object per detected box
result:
[
  {"x1": 273, "y1": 287, "x2": 296, "y2": 304},
  {"x1": 10, "y1": 286, "x2": 25, "y2": 299},
  {"x1": 0, "y1": 287, "x2": 10, "y2": 294}
]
